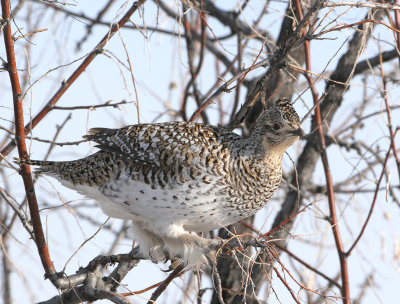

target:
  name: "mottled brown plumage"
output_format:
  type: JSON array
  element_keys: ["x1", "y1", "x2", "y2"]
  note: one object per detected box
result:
[{"x1": 21, "y1": 98, "x2": 303, "y2": 265}]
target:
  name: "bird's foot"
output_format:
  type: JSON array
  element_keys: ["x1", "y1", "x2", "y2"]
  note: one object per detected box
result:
[
  {"x1": 144, "y1": 244, "x2": 169, "y2": 264},
  {"x1": 161, "y1": 256, "x2": 183, "y2": 272}
]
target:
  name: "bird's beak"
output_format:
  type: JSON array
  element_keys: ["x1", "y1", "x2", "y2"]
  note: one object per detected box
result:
[{"x1": 292, "y1": 128, "x2": 305, "y2": 138}]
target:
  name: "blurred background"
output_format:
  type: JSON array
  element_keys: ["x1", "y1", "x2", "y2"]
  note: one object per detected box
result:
[{"x1": 1, "y1": 0, "x2": 399, "y2": 303}]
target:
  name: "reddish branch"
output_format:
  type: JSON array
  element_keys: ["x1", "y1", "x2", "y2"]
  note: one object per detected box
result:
[
  {"x1": 181, "y1": 1, "x2": 208, "y2": 123},
  {"x1": 261, "y1": 203, "x2": 311, "y2": 239},
  {"x1": 239, "y1": 215, "x2": 340, "y2": 289},
  {"x1": 0, "y1": 0, "x2": 148, "y2": 160},
  {"x1": 190, "y1": 0, "x2": 317, "y2": 124},
  {"x1": 147, "y1": 264, "x2": 185, "y2": 304},
  {"x1": 314, "y1": 94, "x2": 350, "y2": 304},
  {"x1": 189, "y1": 42, "x2": 265, "y2": 123},
  {"x1": 395, "y1": 0, "x2": 400, "y2": 66},
  {"x1": 378, "y1": 49, "x2": 400, "y2": 182},
  {"x1": 275, "y1": 243, "x2": 341, "y2": 288},
  {"x1": 272, "y1": 266, "x2": 301, "y2": 304},
  {"x1": 188, "y1": 57, "x2": 270, "y2": 123},
  {"x1": 1, "y1": 0, "x2": 148, "y2": 289},
  {"x1": 295, "y1": 0, "x2": 350, "y2": 302},
  {"x1": 319, "y1": 19, "x2": 400, "y2": 35},
  {"x1": 346, "y1": 129, "x2": 398, "y2": 256},
  {"x1": 1, "y1": 0, "x2": 56, "y2": 277},
  {"x1": 269, "y1": 248, "x2": 331, "y2": 300}
]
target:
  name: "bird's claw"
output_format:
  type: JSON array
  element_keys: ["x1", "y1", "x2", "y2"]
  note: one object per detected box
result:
[{"x1": 161, "y1": 257, "x2": 183, "y2": 272}]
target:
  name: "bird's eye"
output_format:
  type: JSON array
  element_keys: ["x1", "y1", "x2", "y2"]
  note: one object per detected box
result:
[{"x1": 272, "y1": 123, "x2": 281, "y2": 131}]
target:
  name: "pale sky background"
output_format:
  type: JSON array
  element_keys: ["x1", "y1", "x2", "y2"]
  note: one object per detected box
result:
[{"x1": 1, "y1": 1, "x2": 400, "y2": 303}]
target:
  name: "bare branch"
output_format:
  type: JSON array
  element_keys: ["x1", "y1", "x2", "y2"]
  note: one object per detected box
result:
[{"x1": 323, "y1": 1, "x2": 400, "y2": 10}]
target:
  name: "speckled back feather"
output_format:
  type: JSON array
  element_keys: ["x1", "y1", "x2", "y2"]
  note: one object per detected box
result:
[{"x1": 17, "y1": 98, "x2": 303, "y2": 265}]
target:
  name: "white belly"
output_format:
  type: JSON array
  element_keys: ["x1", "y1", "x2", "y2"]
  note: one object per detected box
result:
[{"x1": 60, "y1": 170, "x2": 235, "y2": 233}]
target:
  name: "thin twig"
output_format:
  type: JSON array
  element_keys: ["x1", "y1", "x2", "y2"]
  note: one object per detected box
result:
[
  {"x1": 52, "y1": 100, "x2": 131, "y2": 110},
  {"x1": 0, "y1": 0, "x2": 148, "y2": 160},
  {"x1": 0, "y1": 125, "x2": 86, "y2": 146},
  {"x1": 147, "y1": 264, "x2": 185, "y2": 304},
  {"x1": 323, "y1": 1, "x2": 400, "y2": 10},
  {"x1": 1, "y1": 0, "x2": 56, "y2": 278},
  {"x1": 295, "y1": 0, "x2": 350, "y2": 301},
  {"x1": 0, "y1": 187, "x2": 35, "y2": 240},
  {"x1": 378, "y1": 50, "x2": 400, "y2": 183},
  {"x1": 346, "y1": 129, "x2": 398, "y2": 256}
]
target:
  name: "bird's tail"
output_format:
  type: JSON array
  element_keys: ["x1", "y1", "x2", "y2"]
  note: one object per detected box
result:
[{"x1": 14, "y1": 158, "x2": 59, "y2": 174}]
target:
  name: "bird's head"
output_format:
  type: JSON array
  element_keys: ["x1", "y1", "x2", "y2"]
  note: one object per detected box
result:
[{"x1": 253, "y1": 98, "x2": 304, "y2": 154}]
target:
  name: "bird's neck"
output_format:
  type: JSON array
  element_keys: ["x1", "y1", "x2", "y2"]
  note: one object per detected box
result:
[{"x1": 233, "y1": 136, "x2": 284, "y2": 166}]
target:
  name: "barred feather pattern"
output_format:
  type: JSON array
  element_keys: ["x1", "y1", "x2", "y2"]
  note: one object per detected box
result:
[{"x1": 22, "y1": 98, "x2": 303, "y2": 265}]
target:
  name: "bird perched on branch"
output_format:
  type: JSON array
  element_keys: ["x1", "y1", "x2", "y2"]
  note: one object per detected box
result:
[{"x1": 18, "y1": 98, "x2": 303, "y2": 266}]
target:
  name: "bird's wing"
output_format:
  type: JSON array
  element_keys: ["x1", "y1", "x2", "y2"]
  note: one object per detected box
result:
[{"x1": 83, "y1": 122, "x2": 226, "y2": 166}]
